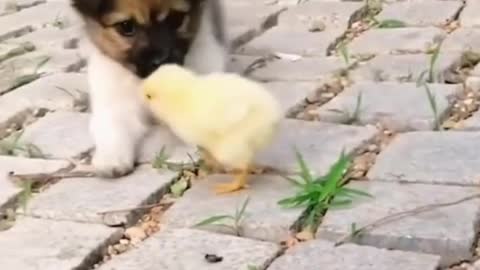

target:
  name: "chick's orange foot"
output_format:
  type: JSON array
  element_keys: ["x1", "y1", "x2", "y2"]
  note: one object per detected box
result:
[{"x1": 214, "y1": 171, "x2": 249, "y2": 194}]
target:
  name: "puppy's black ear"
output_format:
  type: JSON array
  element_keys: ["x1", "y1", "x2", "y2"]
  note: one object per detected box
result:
[{"x1": 71, "y1": 0, "x2": 113, "y2": 18}]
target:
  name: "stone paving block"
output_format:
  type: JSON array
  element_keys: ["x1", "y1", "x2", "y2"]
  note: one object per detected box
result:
[
  {"x1": 313, "y1": 82, "x2": 460, "y2": 131},
  {"x1": 138, "y1": 125, "x2": 199, "y2": 165},
  {"x1": 460, "y1": 111, "x2": 480, "y2": 130},
  {"x1": 461, "y1": 0, "x2": 480, "y2": 28},
  {"x1": 225, "y1": 1, "x2": 286, "y2": 48},
  {"x1": 268, "y1": 239, "x2": 441, "y2": 270},
  {"x1": 349, "y1": 27, "x2": 445, "y2": 55},
  {"x1": 99, "y1": 228, "x2": 281, "y2": 270},
  {"x1": 317, "y1": 181, "x2": 480, "y2": 266},
  {"x1": 237, "y1": 27, "x2": 342, "y2": 57},
  {"x1": 264, "y1": 81, "x2": 316, "y2": 115},
  {"x1": 0, "y1": 41, "x2": 35, "y2": 62},
  {"x1": 22, "y1": 167, "x2": 177, "y2": 226},
  {"x1": 1, "y1": 0, "x2": 45, "y2": 15},
  {"x1": 350, "y1": 52, "x2": 462, "y2": 83},
  {"x1": 277, "y1": 1, "x2": 363, "y2": 30},
  {"x1": 0, "y1": 73, "x2": 88, "y2": 136},
  {"x1": 0, "y1": 49, "x2": 85, "y2": 94},
  {"x1": 227, "y1": 54, "x2": 260, "y2": 74},
  {"x1": 249, "y1": 57, "x2": 345, "y2": 82},
  {"x1": 0, "y1": 1, "x2": 80, "y2": 41},
  {"x1": 0, "y1": 217, "x2": 122, "y2": 270},
  {"x1": 443, "y1": 28, "x2": 480, "y2": 53},
  {"x1": 17, "y1": 111, "x2": 93, "y2": 159},
  {"x1": 377, "y1": 0, "x2": 462, "y2": 27},
  {"x1": 367, "y1": 131, "x2": 480, "y2": 185},
  {"x1": 254, "y1": 119, "x2": 378, "y2": 175},
  {"x1": 161, "y1": 174, "x2": 301, "y2": 242},
  {"x1": 0, "y1": 156, "x2": 70, "y2": 209},
  {"x1": 10, "y1": 25, "x2": 82, "y2": 50}
]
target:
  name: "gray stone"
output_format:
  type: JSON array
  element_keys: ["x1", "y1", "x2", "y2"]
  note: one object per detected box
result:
[
  {"x1": 443, "y1": 28, "x2": 480, "y2": 53},
  {"x1": 237, "y1": 1, "x2": 363, "y2": 57},
  {"x1": 317, "y1": 181, "x2": 479, "y2": 266},
  {"x1": 461, "y1": 111, "x2": 480, "y2": 130},
  {"x1": 460, "y1": 0, "x2": 480, "y2": 28},
  {"x1": 349, "y1": 27, "x2": 445, "y2": 55},
  {"x1": 0, "y1": 73, "x2": 89, "y2": 137},
  {"x1": 264, "y1": 81, "x2": 316, "y2": 115},
  {"x1": 22, "y1": 167, "x2": 177, "y2": 226},
  {"x1": 99, "y1": 228, "x2": 281, "y2": 270},
  {"x1": 161, "y1": 174, "x2": 301, "y2": 242},
  {"x1": 313, "y1": 82, "x2": 460, "y2": 131},
  {"x1": 254, "y1": 119, "x2": 378, "y2": 175},
  {"x1": 227, "y1": 54, "x2": 261, "y2": 74},
  {"x1": 0, "y1": 156, "x2": 70, "y2": 208},
  {"x1": 277, "y1": 1, "x2": 363, "y2": 31},
  {"x1": 0, "y1": 1, "x2": 80, "y2": 41},
  {"x1": 138, "y1": 125, "x2": 199, "y2": 165},
  {"x1": 350, "y1": 53, "x2": 462, "y2": 83},
  {"x1": 225, "y1": 1, "x2": 286, "y2": 48},
  {"x1": 17, "y1": 112, "x2": 93, "y2": 159},
  {"x1": 268, "y1": 239, "x2": 441, "y2": 270},
  {"x1": 1, "y1": 0, "x2": 45, "y2": 15},
  {"x1": 0, "y1": 41, "x2": 35, "y2": 62},
  {"x1": 377, "y1": 0, "x2": 462, "y2": 27},
  {"x1": 10, "y1": 25, "x2": 82, "y2": 50},
  {"x1": 0, "y1": 49, "x2": 85, "y2": 94},
  {"x1": 367, "y1": 131, "x2": 480, "y2": 185},
  {"x1": 249, "y1": 57, "x2": 345, "y2": 82},
  {"x1": 237, "y1": 27, "x2": 342, "y2": 57},
  {"x1": 465, "y1": 76, "x2": 480, "y2": 93},
  {"x1": 0, "y1": 217, "x2": 122, "y2": 270}
]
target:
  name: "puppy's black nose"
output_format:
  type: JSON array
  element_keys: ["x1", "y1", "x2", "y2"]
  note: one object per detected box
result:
[{"x1": 149, "y1": 52, "x2": 168, "y2": 70}]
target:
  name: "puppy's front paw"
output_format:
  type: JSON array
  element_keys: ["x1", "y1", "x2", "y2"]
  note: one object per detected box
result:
[{"x1": 92, "y1": 150, "x2": 135, "y2": 178}]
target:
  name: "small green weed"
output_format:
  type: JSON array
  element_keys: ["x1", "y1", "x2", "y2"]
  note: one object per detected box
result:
[
  {"x1": 0, "y1": 130, "x2": 44, "y2": 158},
  {"x1": 376, "y1": 19, "x2": 407, "y2": 29},
  {"x1": 18, "y1": 179, "x2": 33, "y2": 213},
  {"x1": 170, "y1": 178, "x2": 189, "y2": 197},
  {"x1": 278, "y1": 149, "x2": 372, "y2": 231},
  {"x1": 327, "y1": 92, "x2": 363, "y2": 124},
  {"x1": 152, "y1": 146, "x2": 170, "y2": 169},
  {"x1": 194, "y1": 196, "x2": 250, "y2": 236},
  {"x1": 416, "y1": 41, "x2": 443, "y2": 131},
  {"x1": 337, "y1": 41, "x2": 350, "y2": 66}
]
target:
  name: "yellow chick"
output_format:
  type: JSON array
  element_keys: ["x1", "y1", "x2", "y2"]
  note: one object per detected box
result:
[{"x1": 142, "y1": 64, "x2": 282, "y2": 194}]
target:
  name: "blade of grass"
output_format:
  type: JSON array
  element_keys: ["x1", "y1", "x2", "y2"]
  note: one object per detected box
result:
[
  {"x1": 294, "y1": 147, "x2": 314, "y2": 183},
  {"x1": 193, "y1": 215, "x2": 234, "y2": 227},
  {"x1": 377, "y1": 19, "x2": 407, "y2": 28}
]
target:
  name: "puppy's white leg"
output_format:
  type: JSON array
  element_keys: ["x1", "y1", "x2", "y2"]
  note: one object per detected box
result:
[{"x1": 87, "y1": 49, "x2": 149, "y2": 178}]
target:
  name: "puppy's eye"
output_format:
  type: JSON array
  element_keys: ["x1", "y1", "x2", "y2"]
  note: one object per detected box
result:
[
  {"x1": 165, "y1": 11, "x2": 186, "y2": 29},
  {"x1": 115, "y1": 19, "x2": 137, "y2": 37}
]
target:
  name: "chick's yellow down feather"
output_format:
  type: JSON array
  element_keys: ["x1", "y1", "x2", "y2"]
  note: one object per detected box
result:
[{"x1": 142, "y1": 64, "x2": 282, "y2": 194}]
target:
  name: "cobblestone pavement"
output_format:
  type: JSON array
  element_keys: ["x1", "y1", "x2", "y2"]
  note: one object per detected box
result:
[{"x1": 0, "y1": 0, "x2": 480, "y2": 269}]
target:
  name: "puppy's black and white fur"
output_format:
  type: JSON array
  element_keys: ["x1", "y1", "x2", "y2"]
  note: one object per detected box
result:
[{"x1": 71, "y1": 0, "x2": 229, "y2": 177}]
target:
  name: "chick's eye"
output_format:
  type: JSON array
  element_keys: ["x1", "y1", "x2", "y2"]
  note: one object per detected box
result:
[
  {"x1": 115, "y1": 19, "x2": 137, "y2": 37},
  {"x1": 145, "y1": 94, "x2": 152, "y2": 100}
]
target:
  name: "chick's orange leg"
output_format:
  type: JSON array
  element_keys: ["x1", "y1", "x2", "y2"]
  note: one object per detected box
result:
[{"x1": 215, "y1": 167, "x2": 249, "y2": 194}]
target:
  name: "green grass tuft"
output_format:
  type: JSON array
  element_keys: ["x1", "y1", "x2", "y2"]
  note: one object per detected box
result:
[{"x1": 278, "y1": 148, "x2": 372, "y2": 230}]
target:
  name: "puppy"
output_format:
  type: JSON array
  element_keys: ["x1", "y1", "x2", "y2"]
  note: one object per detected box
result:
[{"x1": 71, "y1": 0, "x2": 229, "y2": 177}]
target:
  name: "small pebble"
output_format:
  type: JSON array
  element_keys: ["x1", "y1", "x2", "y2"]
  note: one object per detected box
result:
[
  {"x1": 125, "y1": 226, "x2": 147, "y2": 241},
  {"x1": 308, "y1": 19, "x2": 326, "y2": 32},
  {"x1": 205, "y1": 254, "x2": 223, "y2": 263}
]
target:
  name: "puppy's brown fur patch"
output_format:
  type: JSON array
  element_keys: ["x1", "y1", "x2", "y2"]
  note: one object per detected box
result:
[{"x1": 74, "y1": 0, "x2": 198, "y2": 73}]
